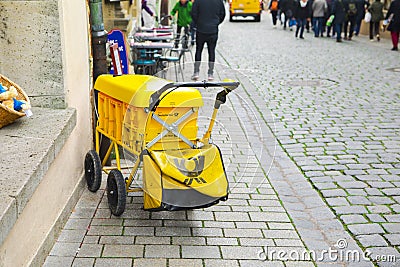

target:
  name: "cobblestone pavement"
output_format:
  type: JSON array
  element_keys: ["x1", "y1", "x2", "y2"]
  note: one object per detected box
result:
[
  {"x1": 217, "y1": 9, "x2": 400, "y2": 267},
  {"x1": 44, "y1": 9, "x2": 399, "y2": 267}
]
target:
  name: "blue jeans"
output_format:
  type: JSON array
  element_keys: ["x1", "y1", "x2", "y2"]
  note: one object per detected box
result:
[
  {"x1": 334, "y1": 23, "x2": 343, "y2": 41},
  {"x1": 296, "y1": 18, "x2": 307, "y2": 38},
  {"x1": 313, "y1": 17, "x2": 324, "y2": 37},
  {"x1": 354, "y1": 17, "x2": 363, "y2": 35}
]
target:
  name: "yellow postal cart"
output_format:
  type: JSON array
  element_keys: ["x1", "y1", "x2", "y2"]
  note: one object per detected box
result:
[{"x1": 84, "y1": 74, "x2": 239, "y2": 216}]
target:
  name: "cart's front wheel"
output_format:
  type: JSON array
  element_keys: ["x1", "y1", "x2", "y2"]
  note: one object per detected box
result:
[
  {"x1": 107, "y1": 170, "x2": 127, "y2": 216},
  {"x1": 84, "y1": 150, "x2": 102, "y2": 192}
]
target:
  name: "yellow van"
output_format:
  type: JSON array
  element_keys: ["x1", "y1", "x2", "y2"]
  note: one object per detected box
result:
[{"x1": 229, "y1": 0, "x2": 263, "y2": 22}]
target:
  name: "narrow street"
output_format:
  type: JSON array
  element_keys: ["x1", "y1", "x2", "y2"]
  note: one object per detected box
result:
[{"x1": 44, "y1": 8, "x2": 400, "y2": 267}]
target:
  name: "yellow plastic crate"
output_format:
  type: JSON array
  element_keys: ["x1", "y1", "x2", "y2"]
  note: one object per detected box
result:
[{"x1": 95, "y1": 74, "x2": 203, "y2": 152}]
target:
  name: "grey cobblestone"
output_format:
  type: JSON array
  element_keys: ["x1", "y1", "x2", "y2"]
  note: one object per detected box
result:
[
  {"x1": 181, "y1": 245, "x2": 221, "y2": 258},
  {"x1": 320, "y1": 189, "x2": 348, "y2": 197},
  {"x1": 144, "y1": 245, "x2": 180, "y2": 258},
  {"x1": 367, "y1": 205, "x2": 392, "y2": 214},
  {"x1": 346, "y1": 189, "x2": 368, "y2": 196},
  {"x1": 95, "y1": 258, "x2": 132, "y2": 267},
  {"x1": 72, "y1": 258, "x2": 95, "y2": 267},
  {"x1": 84, "y1": 236, "x2": 100, "y2": 244},
  {"x1": 340, "y1": 214, "x2": 368, "y2": 224},
  {"x1": 214, "y1": 212, "x2": 250, "y2": 222},
  {"x1": 347, "y1": 224, "x2": 385, "y2": 235},
  {"x1": 366, "y1": 214, "x2": 386, "y2": 223},
  {"x1": 124, "y1": 226, "x2": 155, "y2": 236},
  {"x1": 384, "y1": 234, "x2": 400, "y2": 246},
  {"x1": 220, "y1": 246, "x2": 261, "y2": 260},
  {"x1": 57, "y1": 229, "x2": 86, "y2": 243},
  {"x1": 103, "y1": 244, "x2": 145, "y2": 258},
  {"x1": 76, "y1": 243, "x2": 103, "y2": 257},
  {"x1": 368, "y1": 196, "x2": 395, "y2": 205},
  {"x1": 262, "y1": 230, "x2": 299, "y2": 239},
  {"x1": 365, "y1": 188, "x2": 384, "y2": 196},
  {"x1": 87, "y1": 226, "x2": 123, "y2": 236},
  {"x1": 99, "y1": 236, "x2": 136, "y2": 245},
  {"x1": 49, "y1": 242, "x2": 80, "y2": 257},
  {"x1": 193, "y1": 227, "x2": 224, "y2": 237},
  {"x1": 347, "y1": 196, "x2": 371, "y2": 205},
  {"x1": 326, "y1": 197, "x2": 349, "y2": 206},
  {"x1": 356, "y1": 234, "x2": 389, "y2": 247},
  {"x1": 384, "y1": 215, "x2": 400, "y2": 222},
  {"x1": 382, "y1": 223, "x2": 400, "y2": 233},
  {"x1": 333, "y1": 205, "x2": 368, "y2": 214},
  {"x1": 338, "y1": 181, "x2": 368, "y2": 189},
  {"x1": 169, "y1": 259, "x2": 203, "y2": 267},
  {"x1": 44, "y1": 256, "x2": 74, "y2": 267}
]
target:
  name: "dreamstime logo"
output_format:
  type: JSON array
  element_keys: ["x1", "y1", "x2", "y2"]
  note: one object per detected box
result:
[{"x1": 258, "y1": 239, "x2": 397, "y2": 263}]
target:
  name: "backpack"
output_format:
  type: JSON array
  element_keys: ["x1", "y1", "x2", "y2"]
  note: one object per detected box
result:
[
  {"x1": 270, "y1": 0, "x2": 278, "y2": 11},
  {"x1": 348, "y1": 2, "x2": 357, "y2": 16}
]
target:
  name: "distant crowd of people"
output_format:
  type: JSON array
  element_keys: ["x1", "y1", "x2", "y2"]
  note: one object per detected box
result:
[{"x1": 266, "y1": 0, "x2": 400, "y2": 50}]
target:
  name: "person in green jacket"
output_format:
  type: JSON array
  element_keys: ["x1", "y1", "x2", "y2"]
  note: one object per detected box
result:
[
  {"x1": 368, "y1": 0, "x2": 384, "y2": 41},
  {"x1": 171, "y1": 0, "x2": 192, "y2": 48}
]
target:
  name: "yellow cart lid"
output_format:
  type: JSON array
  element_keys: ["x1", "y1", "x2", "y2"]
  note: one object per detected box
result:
[{"x1": 94, "y1": 74, "x2": 203, "y2": 107}]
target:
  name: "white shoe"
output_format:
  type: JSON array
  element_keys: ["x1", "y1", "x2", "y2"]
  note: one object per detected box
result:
[
  {"x1": 208, "y1": 74, "x2": 214, "y2": 81},
  {"x1": 191, "y1": 72, "x2": 199, "y2": 81}
]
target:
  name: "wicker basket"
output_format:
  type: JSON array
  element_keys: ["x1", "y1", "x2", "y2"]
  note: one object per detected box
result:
[{"x1": 0, "y1": 74, "x2": 30, "y2": 129}]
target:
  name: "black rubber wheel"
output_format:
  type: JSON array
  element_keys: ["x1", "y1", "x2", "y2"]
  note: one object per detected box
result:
[
  {"x1": 107, "y1": 169, "x2": 127, "y2": 216},
  {"x1": 84, "y1": 150, "x2": 102, "y2": 192}
]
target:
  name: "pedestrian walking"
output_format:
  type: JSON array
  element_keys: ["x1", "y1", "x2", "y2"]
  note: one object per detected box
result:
[
  {"x1": 312, "y1": 0, "x2": 328, "y2": 37},
  {"x1": 170, "y1": 0, "x2": 193, "y2": 48},
  {"x1": 331, "y1": 0, "x2": 347, "y2": 42},
  {"x1": 305, "y1": 0, "x2": 314, "y2": 32},
  {"x1": 294, "y1": 0, "x2": 312, "y2": 39},
  {"x1": 343, "y1": 0, "x2": 358, "y2": 40},
  {"x1": 269, "y1": 0, "x2": 280, "y2": 27},
  {"x1": 141, "y1": 0, "x2": 156, "y2": 27},
  {"x1": 354, "y1": 0, "x2": 369, "y2": 36},
  {"x1": 190, "y1": 0, "x2": 197, "y2": 46},
  {"x1": 368, "y1": 0, "x2": 384, "y2": 41},
  {"x1": 191, "y1": 0, "x2": 225, "y2": 81},
  {"x1": 384, "y1": 0, "x2": 400, "y2": 50},
  {"x1": 280, "y1": 0, "x2": 296, "y2": 29},
  {"x1": 325, "y1": 0, "x2": 335, "y2": 37}
]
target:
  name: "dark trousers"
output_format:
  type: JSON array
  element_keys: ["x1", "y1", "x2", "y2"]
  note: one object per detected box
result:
[
  {"x1": 335, "y1": 22, "x2": 343, "y2": 41},
  {"x1": 369, "y1": 21, "x2": 380, "y2": 39},
  {"x1": 271, "y1": 10, "x2": 278, "y2": 25},
  {"x1": 343, "y1": 16, "x2": 356, "y2": 38},
  {"x1": 175, "y1": 25, "x2": 189, "y2": 48},
  {"x1": 296, "y1": 18, "x2": 307, "y2": 38},
  {"x1": 194, "y1": 32, "x2": 218, "y2": 74},
  {"x1": 283, "y1": 10, "x2": 293, "y2": 28},
  {"x1": 190, "y1": 21, "x2": 196, "y2": 44},
  {"x1": 354, "y1": 17, "x2": 363, "y2": 35}
]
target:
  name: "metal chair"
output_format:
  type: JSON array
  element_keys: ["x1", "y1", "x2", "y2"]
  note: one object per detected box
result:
[
  {"x1": 171, "y1": 30, "x2": 193, "y2": 68},
  {"x1": 158, "y1": 49, "x2": 184, "y2": 81},
  {"x1": 132, "y1": 49, "x2": 157, "y2": 75}
]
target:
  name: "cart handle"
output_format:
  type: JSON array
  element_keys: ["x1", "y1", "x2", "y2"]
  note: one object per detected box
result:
[{"x1": 148, "y1": 80, "x2": 240, "y2": 112}]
